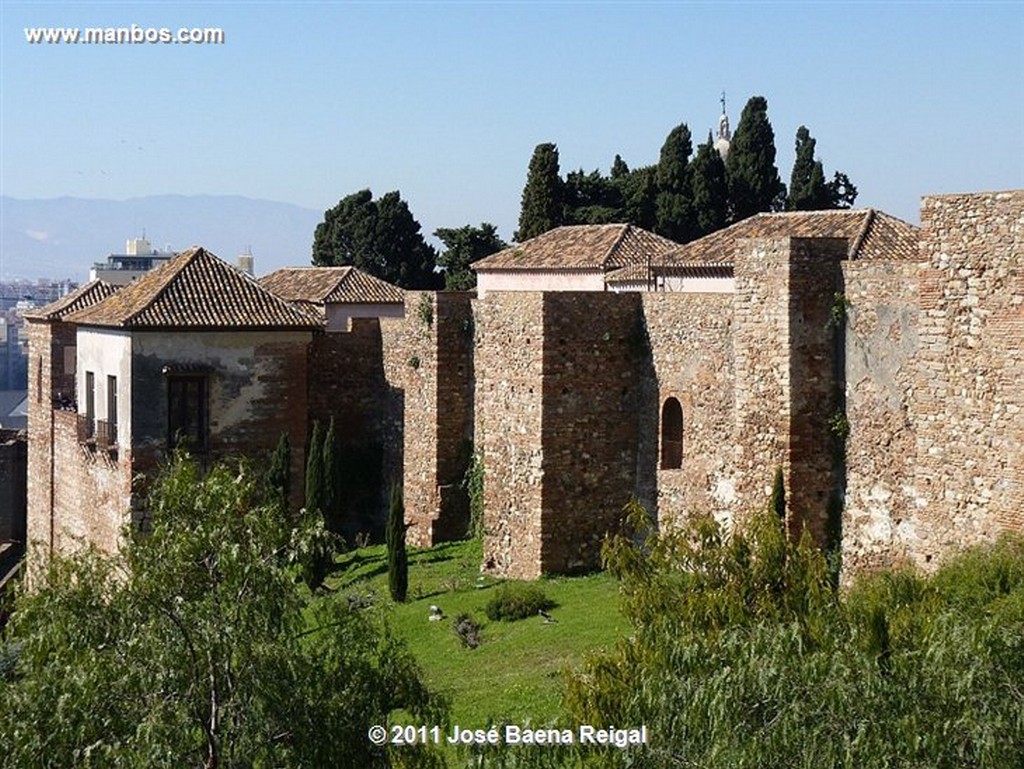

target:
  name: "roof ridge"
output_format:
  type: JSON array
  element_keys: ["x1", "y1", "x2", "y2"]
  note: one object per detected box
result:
[
  {"x1": 848, "y1": 209, "x2": 876, "y2": 259},
  {"x1": 123, "y1": 246, "x2": 204, "y2": 326},
  {"x1": 604, "y1": 223, "x2": 631, "y2": 267}
]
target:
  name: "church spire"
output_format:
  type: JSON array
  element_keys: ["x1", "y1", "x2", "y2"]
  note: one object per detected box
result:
[{"x1": 714, "y1": 91, "x2": 731, "y2": 159}]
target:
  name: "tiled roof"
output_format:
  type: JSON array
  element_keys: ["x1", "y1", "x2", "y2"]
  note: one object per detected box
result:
[
  {"x1": 471, "y1": 224, "x2": 680, "y2": 271},
  {"x1": 259, "y1": 266, "x2": 404, "y2": 305},
  {"x1": 606, "y1": 209, "x2": 919, "y2": 283},
  {"x1": 64, "y1": 247, "x2": 320, "y2": 330},
  {"x1": 22, "y1": 280, "x2": 120, "y2": 321}
]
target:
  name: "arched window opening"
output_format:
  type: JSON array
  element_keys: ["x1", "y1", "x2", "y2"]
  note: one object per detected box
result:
[{"x1": 661, "y1": 397, "x2": 683, "y2": 470}]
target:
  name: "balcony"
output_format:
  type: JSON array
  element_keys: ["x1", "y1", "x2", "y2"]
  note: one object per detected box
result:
[
  {"x1": 95, "y1": 419, "x2": 118, "y2": 451},
  {"x1": 76, "y1": 413, "x2": 94, "y2": 443}
]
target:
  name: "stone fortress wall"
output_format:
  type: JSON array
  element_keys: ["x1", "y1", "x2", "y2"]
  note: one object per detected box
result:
[
  {"x1": 27, "y1": 191, "x2": 1019, "y2": 582},
  {"x1": 348, "y1": 190, "x2": 1022, "y2": 580}
]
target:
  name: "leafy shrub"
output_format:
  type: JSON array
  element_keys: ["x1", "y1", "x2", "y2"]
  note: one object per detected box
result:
[
  {"x1": 485, "y1": 582, "x2": 555, "y2": 622},
  {"x1": 558, "y1": 500, "x2": 1024, "y2": 769}
]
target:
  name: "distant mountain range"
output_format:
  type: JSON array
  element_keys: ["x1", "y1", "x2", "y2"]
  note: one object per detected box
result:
[{"x1": 0, "y1": 195, "x2": 323, "y2": 281}]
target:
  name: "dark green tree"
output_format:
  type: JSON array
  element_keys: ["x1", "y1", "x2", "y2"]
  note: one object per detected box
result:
[
  {"x1": 312, "y1": 189, "x2": 442, "y2": 289},
  {"x1": 0, "y1": 455, "x2": 443, "y2": 766},
  {"x1": 827, "y1": 171, "x2": 858, "y2": 209},
  {"x1": 386, "y1": 484, "x2": 408, "y2": 603},
  {"x1": 655, "y1": 123, "x2": 695, "y2": 242},
  {"x1": 564, "y1": 168, "x2": 624, "y2": 224},
  {"x1": 726, "y1": 96, "x2": 786, "y2": 221},
  {"x1": 771, "y1": 465, "x2": 786, "y2": 523},
  {"x1": 789, "y1": 126, "x2": 859, "y2": 211},
  {"x1": 304, "y1": 420, "x2": 325, "y2": 516},
  {"x1": 322, "y1": 417, "x2": 341, "y2": 532},
  {"x1": 610, "y1": 154, "x2": 630, "y2": 179},
  {"x1": 267, "y1": 431, "x2": 291, "y2": 513},
  {"x1": 690, "y1": 132, "x2": 730, "y2": 237},
  {"x1": 788, "y1": 125, "x2": 829, "y2": 210},
  {"x1": 434, "y1": 223, "x2": 507, "y2": 290},
  {"x1": 515, "y1": 143, "x2": 564, "y2": 241},
  {"x1": 619, "y1": 165, "x2": 658, "y2": 231}
]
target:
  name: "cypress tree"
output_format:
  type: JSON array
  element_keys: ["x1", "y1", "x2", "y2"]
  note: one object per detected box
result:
[
  {"x1": 788, "y1": 126, "x2": 830, "y2": 211},
  {"x1": 771, "y1": 466, "x2": 786, "y2": 523},
  {"x1": 690, "y1": 132, "x2": 730, "y2": 238},
  {"x1": 726, "y1": 96, "x2": 786, "y2": 222},
  {"x1": 655, "y1": 123, "x2": 695, "y2": 242},
  {"x1": 267, "y1": 431, "x2": 291, "y2": 513},
  {"x1": 304, "y1": 420, "x2": 325, "y2": 515},
  {"x1": 515, "y1": 143, "x2": 564, "y2": 242},
  {"x1": 610, "y1": 154, "x2": 630, "y2": 179},
  {"x1": 387, "y1": 484, "x2": 408, "y2": 603},
  {"x1": 322, "y1": 417, "x2": 340, "y2": 532}
]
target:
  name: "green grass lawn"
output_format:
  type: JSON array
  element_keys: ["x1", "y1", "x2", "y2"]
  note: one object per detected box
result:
[{"x1": 327, "y1": 539, "x2": 628, "y2": 726}]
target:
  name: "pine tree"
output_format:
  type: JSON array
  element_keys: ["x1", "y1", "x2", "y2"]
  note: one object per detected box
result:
[
  {"x1": 312, "y1": 189, "x2": 442, "y2": 289},
  {"x1": 435, "y1": 223, "x2": 506, "y2": 290},
  {"x1": 690, "y1": 132, "x2": 730, "y2": 238},
  {"x1": 304, "y1": 420, "x2": 325, "y2": 515},
  {"x1": 515, "y1": 143, "x2": 564, "y2": 242},
  {"x1": 387, "y1": 484, "x2": 408, "y2": 603},
  {"x1": 726, "y1": 96, "x2": 786, "y2": 222},
  {"x1": 620, "y1": 165, "x2": 657, "y2": 231},
  {"x1": 655, "y1": 123, "x2": 695, "y2": 242},
  {"x1": 267, "y1": 432, "x2": 291, "y2": 513}
]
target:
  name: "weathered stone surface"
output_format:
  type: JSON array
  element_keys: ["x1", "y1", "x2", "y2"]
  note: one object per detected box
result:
[{"x1": 26, "y1": 191, "x2": 1024, "y2": 585}]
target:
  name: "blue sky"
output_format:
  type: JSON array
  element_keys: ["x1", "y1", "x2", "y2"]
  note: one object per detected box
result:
[{"x1": 2, "y1": 0, "x2": 1022, "y2": 245}]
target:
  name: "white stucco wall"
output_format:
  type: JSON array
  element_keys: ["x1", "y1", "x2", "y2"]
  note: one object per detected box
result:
[
  {"x1": 326, "y1": 302, "x2": 405, "y2": 333},
  {"x1": 76, "y1": 328, "x2": 132, "y2": 446},
  {"x1": 476, "y1": 270, "x2": 606, "y2": 298},
  {"x1": 609, "y1": 275, "x2": 735, "y2": 293}
]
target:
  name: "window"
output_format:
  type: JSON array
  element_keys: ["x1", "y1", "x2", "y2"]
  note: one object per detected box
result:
[
  {"x1": 107, "y1": 375, "x2": 118, "y2": 444},
  {"x1": 167, "y1": 375, "x2": 208, "y2": 452},
  {"x1": 84, "y1": 371, "x2": 95, "y2": 438},
  {"x1": 660, "y1": 397, "x2": 683, "y2": 470}
]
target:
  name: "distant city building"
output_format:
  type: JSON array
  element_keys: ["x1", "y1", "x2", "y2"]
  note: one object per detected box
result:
[{"x1": 89, "y1": 236, "x2": 177, "y2": 285}]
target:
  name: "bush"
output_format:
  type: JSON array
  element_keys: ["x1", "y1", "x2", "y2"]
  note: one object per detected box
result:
[
  {"x1": 558, "y1": 501, "x2": 1024, "y2": 769},
  {"x1": 485, "y1": 582, "x2": 555, "y2": 622}
]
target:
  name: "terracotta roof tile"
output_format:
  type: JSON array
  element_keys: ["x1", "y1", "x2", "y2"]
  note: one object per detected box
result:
[
  {"x1": 607, "y1": 209, "x2": 919, "y2": 283},
  {"x1": 472, "y1": 224, "x2": 679, "y2": 271},
  {"x1": 64, "y1": 247, "x2": 320, "y2": 330},
  {"x1": 23, "y1": 280, "x2": 120, "y2": 321},
  {"x1": 259, "y1": 266, "x2": 404, "y2": 305}
]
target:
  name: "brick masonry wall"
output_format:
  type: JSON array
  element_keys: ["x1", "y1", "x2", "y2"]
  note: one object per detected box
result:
[
  {"x1": 786, "y1": 238, "x2": 847, "y2": 544},
  {"x1": 539, "y1": 292, "x2": 641, "y2": 574},
  {"x1": 474, "y1": 292, "x2": 545, "y2": 577},
  {"x1": 308, "y1": 320, "x2": 388, "y2": 538},
  {"x1": 26, "y1": 320, "x2": 77, "y2": 568},
  {"x1": 907, "y1": 191, "x2": 1024, "y2": 564},
  {"x1": 380, "y1": 293, "x2": 475, "y2": 548},
  {"x1": 842, "y1": 261, "x2": 920, "y2": 572},
  {"x1": 731, "y1": 238, "x2": 793, "y2": 519},
  {"x1": 50, "y1": 408, "x2": 132, "y2": 556},
  {"x1": 641, "y1": 292, "x2": 735, "y2": 527}
]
